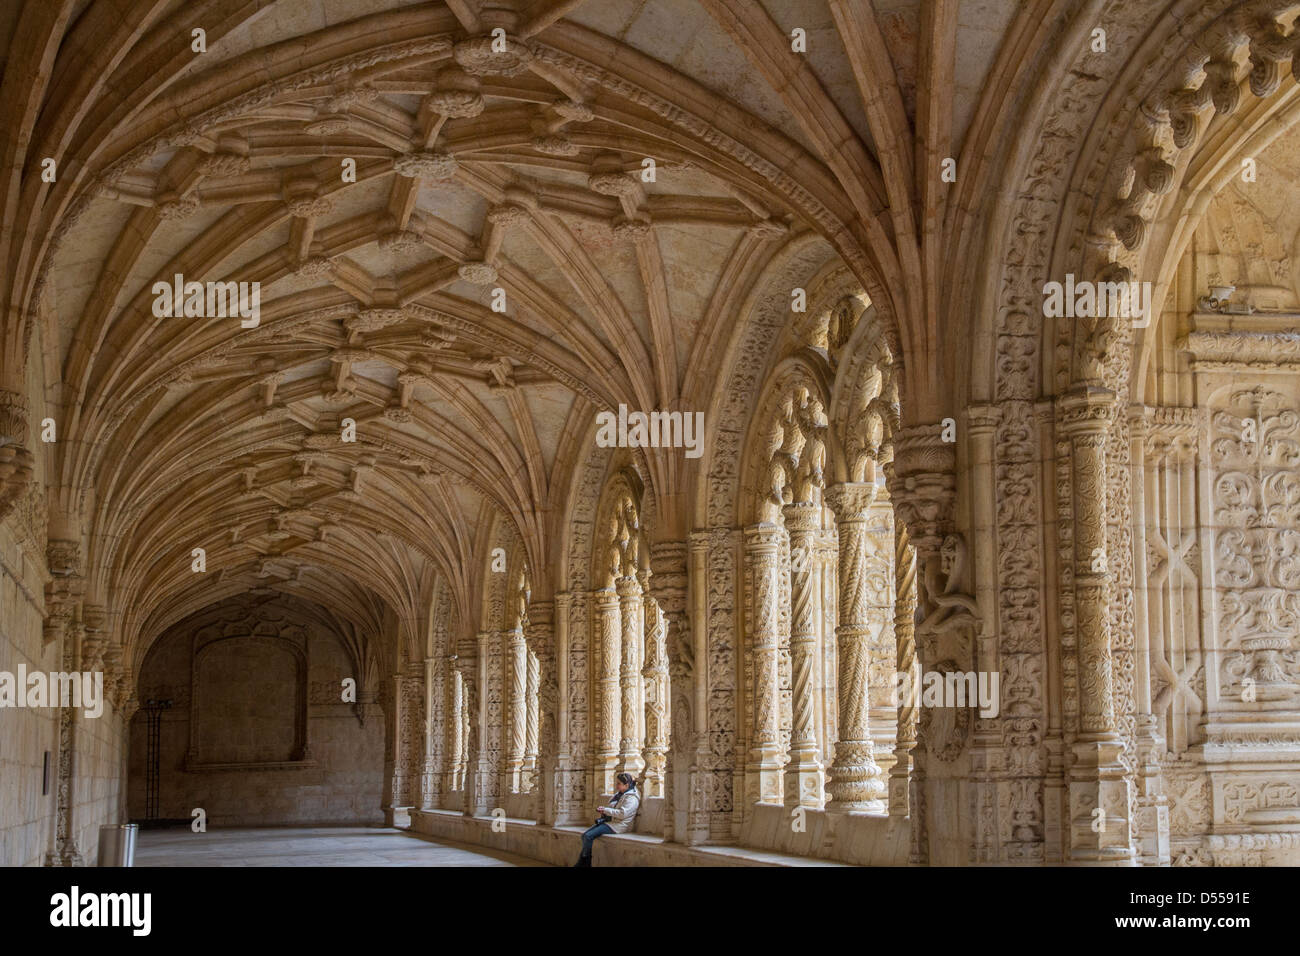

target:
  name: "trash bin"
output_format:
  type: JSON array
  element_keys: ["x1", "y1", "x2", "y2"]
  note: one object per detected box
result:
[{"x1": 97, "y1": 823, "x2": 139, "y2": 867}]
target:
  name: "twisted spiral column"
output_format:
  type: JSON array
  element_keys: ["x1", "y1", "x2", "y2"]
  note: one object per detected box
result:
[
  {"x1": 745, "y1": 523, "x2": 786, "y2": 806},
  {"x1": 783, "y1": 502, "x2": 824, "y2": 808},
  {"x1": 616, "y1": 574, "x2": 646, "y2": 780},
  {"x1": 825, "y1": 483, "x2": 887, "y2": 812},
  {"x1": 446, "y1": 664, "x2": 463, "y2": 794},
  {"x1": 506, "y1": 626, "x2": 527, "y2": 792},
  {"x1": 594, "y1": 587, "x2": 621, "y2": 794},
  {"x1": 524, "y1": 649, "x2": 539, "y2": 791},
  {"x1": 890, "y1": 526, "x2": 918, "y2": 817}
]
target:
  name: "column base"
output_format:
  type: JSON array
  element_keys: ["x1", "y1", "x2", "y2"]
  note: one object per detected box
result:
[
  {"x1": 888, "y1": 753, "x2": 912, "y2": 817},
  {"x1": 595, "y1": 755, "x2": 620, "y2": 796},
  {"x1": 783, "y1": 753, "x2": 825, "y2": 809},
  {"x1": 616, "y1": 752, "x2": 646, "y2": 782},
  {"x1": 46, "y1": 846, "x2": 85, "y2": 867},
  {"x1": 748, "y1": 747, "x2": 785, "y2": 807},
  {"x1": 826, "y1": 743, "x2": 887, "y2": 814},
  {"x1": 1068, "y1": 735, "x2": 1135, "y2": 864}
]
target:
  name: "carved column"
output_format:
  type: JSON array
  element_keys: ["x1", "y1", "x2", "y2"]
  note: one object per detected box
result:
[
  {"x1": 552, "y1": 592, "x2": 577, "y2": 824},
  {"x1": 866, "y1": 494, "x2": 898, "y2": 785},
  {"x1": 651, "y1": 540, "x2": 697, "y2": 843},
  {"x1": 421, "y1": 655, "x2": 440, "y2": 809},
  {"x1": 745, "y1": 523, "x2": 785, "y2": 806},
  {"x1": 890, "y1": 526, "x2": 918, "y2": 817},
  {"x1": 462, "y1": 671, "x2": 480, "y2": 816},
  {"x1": 688, "y1": 530, "x2": 723, "y2": 841},
  {"x1": 0, "y1": 388, "x2": 35, "y2": 523},
  {"x1": 525, "y1": 649, "x2": 539, "y2": 792},
  {"x1": 49, "y1": 616, "x2": 86, "y2": 866},
  {"x1": 1129, "y1": 406, "x2": 1174, "y2": 866},
  {"x1": 526, "y1": 599, "x2": 555, "y2": 819},
  {"x1": 102, "y1": 642, "x2": 126, "y2": 711},
  {"x1": 817, "y1": 527, "x2": 839, "y2": 764},
  {"x1": 1059, "y1": 386, "x2": 1132, "y2": 863},
  {"x1": 383, "y1": 674, "x2": 406, "y2": 824},
  {"x1": 594, "y1": 587, "x2": 621, "y2": 794},
  {"x1": 446, "y1": 660, "x2": 463, "y2": 797},
  {"x1": 891, "y1": 423, "x2": 960, "y2": 863},
  {"x1": 783, "y1": 502, "x2": 824, "y2": 808},
  {"x1": 473, "y1": 629, "x2": 494, "y2": 814},
  {"x1": 45, "y1": 539, "x2": 84, "y2": 649},
  {"x1": 824, "y1": 483, "x2": 887, "y2": 812},
  {"x1": 80, "y1": 605, "x2": 108, "y2": 673},
  {"x1": 459, "y1": 672, "x2": 471, "y2": 793},
  {"x1": 506, "y1": 625, "x2": 527, "y2": 792},
  {"x1": 641, "y1": 583, "x2": 669, "y2": 798},
  {"x1": 616, "y1": 574, "x2": 646, "y2": 780},
  {"x1": 965, "y1": 404, "x2": 1003, "y2": 862}
]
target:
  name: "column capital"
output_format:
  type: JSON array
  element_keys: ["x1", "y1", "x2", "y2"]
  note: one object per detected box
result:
[
  {"x1": 648, "y1": 540, "x2": 688, "y2": 616},
  {"x1": 887, "y1": 424, "x2": 956, "y2": 559},
  {"x1": 1057, "y1": 385, "x2": 1117, "y2": 436},
  {"x1": 965, "y1": 403, "x2": 1002, "y2": 435},
  {"x1": 782, "y1": 501, "x2": 821, "y2": 533},
  {"x1": 1034, "y1": 396, "x2": 1056, "y2": 425},
  {"x1": 526, "y1": 600, "x2": 554, "y2": 629},
  {"x1": 825, "y1": 482, "x2": 877, "y2": 520},
  {"x1": 689, "y1": 526, "x2": 735, "y2": 556},
  {"x1": 744, "y1": 521, "x2": 785, "y2": 551}
]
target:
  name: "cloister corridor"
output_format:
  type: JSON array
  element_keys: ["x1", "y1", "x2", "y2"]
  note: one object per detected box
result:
[{"x1": 4, "y1": 0, "x2": 1300, "y2": 873}]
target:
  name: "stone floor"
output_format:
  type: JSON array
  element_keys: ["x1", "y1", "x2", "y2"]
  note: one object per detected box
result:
[{"x1": 133, "y1": 825, "x2": 549, "y2": 866}]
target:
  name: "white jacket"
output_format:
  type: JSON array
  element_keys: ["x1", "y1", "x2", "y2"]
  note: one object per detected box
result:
[{"x1": 602, "y1": 789, "x2": 640, "y2": 834}]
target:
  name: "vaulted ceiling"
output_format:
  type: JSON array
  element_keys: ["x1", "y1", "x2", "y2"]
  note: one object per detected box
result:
[
  {"x1": 1194, "y1": 122, "x2": 1300, "y2": 312},
  {"x1": 0, "y1": 0, "x2": 1025, "y2": 662}
]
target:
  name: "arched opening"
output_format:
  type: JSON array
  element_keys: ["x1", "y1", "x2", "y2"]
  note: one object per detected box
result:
[{"x1": 128, "y1": 595, "x2": 384, "y2": 827}]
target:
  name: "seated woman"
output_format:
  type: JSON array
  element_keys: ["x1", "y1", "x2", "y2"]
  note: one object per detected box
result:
[{"x1": 574, "y1": 772, "x2": 639, "y2": 867}]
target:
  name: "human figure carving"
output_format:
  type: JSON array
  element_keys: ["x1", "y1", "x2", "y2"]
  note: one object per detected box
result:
[{"x1": 794, "y1": 392, "x2": 827, "y2": 503}]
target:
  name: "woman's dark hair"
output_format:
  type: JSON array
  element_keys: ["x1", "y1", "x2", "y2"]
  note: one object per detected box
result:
[{"x1": 616, "y1": 772, "x2": 637, "y2": 789}]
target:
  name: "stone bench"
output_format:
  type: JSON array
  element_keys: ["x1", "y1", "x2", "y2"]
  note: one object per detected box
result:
[{"x1": 409, "y1": 807, "x2": 852, "y2": 867}]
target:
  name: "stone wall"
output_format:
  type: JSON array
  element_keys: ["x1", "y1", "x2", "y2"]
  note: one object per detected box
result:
[
  {"x1": 127, "y1": 619, "x2": 383, "y2": 826},
  {"x1": 0, "y1": 521, "x2": 126, "y2": 865},
  {"x1": 0, "y1": 521, "x2": 59, "y2": 866}
]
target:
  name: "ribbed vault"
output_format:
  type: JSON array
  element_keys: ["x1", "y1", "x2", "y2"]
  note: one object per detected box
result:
[{"x1": 3, "y1": 0, "x2": 981, "y2": 672}]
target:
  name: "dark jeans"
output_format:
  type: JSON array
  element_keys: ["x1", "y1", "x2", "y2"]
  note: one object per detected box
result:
[{"x1": 578, "y1": 822, "x2": 614, "y2": 863}]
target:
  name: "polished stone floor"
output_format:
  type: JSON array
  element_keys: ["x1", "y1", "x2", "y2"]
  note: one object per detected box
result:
[{"x1": 134, "y1": 825, "x2": 548, "y2": 866}]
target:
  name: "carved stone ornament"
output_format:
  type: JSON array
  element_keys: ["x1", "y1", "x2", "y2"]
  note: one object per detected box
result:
[
  {"x1": 286, "y1": 196, "x2": 333, "y2": 218},
  {"x1": 157, "y1": 195, "x2": 200, "y2": 221},
  {"x1": 452, "y1": 35, "x2": 534, "y2": 77},
  {"x1": 348, "y1": 307, "x2": 409, "y2": 332},
  {"x1": 611, "y1": 216, "x2": 652, "y2": 244},
  {"x1": 304, "y1": 115, "x2": 351, "y2": 136},
  {"x1": 553, "y1": 99, "x2": 594, "y2": 123},
  {"x1": 891, "y1": 424, "x2": 957, "y2": 558},
  {"x1": 428, "y1": 89, "x2": 485, "y2": 118},
  {"x1": 487, "y1": 204, "x2": 530, "y2": 229},
  {"x1": 295, "y1": 256, "x2": 335, "y2": 277},
  {"x1": 378, "y1": 230, "x2": 423, "y2": 253},
  {"x1": 199, "y1": 152, "x2": 251, "y2": 178},
  {"x1": 457, "y1": 261, "x2": 498, "y2": 285},
  {"x1": 392, "y1": 151, "x2": 458, "y2": 181},
  {"x1": 588, "y1": 171, "x2": 638, "y2": 198},
  {"x1": 0, "y1": 389, "x2": 34, "y2": 523},
  {"x1": 531, "y1": 135, "x2": 580, "y2": 157}
]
